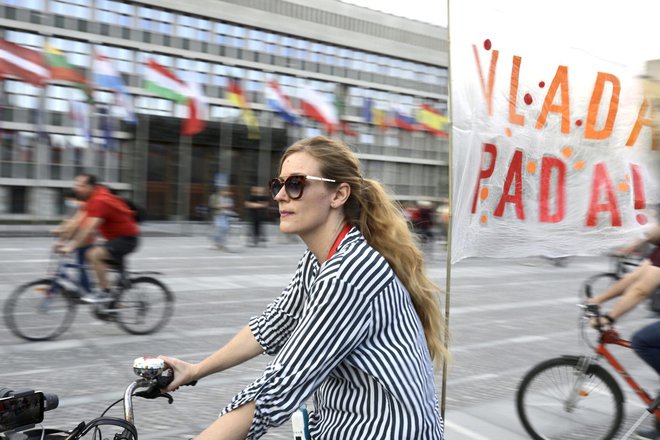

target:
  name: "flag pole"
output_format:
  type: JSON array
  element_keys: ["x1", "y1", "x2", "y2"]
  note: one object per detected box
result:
[{"x1": 440, "y1": 0, "x2": 454, "y2": 421}]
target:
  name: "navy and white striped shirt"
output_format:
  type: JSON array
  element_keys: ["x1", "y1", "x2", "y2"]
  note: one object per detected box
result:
[{"x1": 221, "y1": 227, "x2": 444, "y2": 439}]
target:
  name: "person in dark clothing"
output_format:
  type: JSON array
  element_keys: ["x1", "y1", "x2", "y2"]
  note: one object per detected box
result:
[{"x1": 245, "y1": 186, "x2": 269, "y2": 246}]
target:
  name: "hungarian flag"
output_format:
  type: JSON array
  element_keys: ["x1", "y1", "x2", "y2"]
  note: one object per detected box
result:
[
  {"x1": 417, "y1": 104, "x2": 448, "y2": 137},
  {"x1": 44, "y1": 43, "x2": 93, "y2": 101},
  {"x1": 0, "y1": 38, "x2": 49, "y2": 86},
  {"x1": 226, "y1": 80, "x2": 260, "y2": 139},
  {"x1": 300, "y1": 85, "x2": 338, "y2": 134},
  {"x1": 143, "y1": 58, "x2": 189, "y2": 103},
  {"x1": 143, "y1": 59, "x2": 206, "y2": 136}
]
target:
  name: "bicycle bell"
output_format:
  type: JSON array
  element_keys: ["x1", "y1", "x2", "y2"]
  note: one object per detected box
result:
[{"x1": 133, "y1": 356, "x2": 164, "y2": 379}]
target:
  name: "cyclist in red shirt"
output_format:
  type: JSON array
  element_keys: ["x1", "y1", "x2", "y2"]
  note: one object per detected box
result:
[{"x1": 61, "y1": 173, "x2": 139, "y2": 301}]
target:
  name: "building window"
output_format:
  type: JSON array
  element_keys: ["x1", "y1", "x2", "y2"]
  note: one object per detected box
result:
[
  {"x1": 50, "y1": 0, "x2": 91, "y2": 19},
  {"x1": 9, "y1": 186, "x2": 27, "y2": 214},
  {"x1": 1, "y1": 0, "x2": 43, "y2": 10}
]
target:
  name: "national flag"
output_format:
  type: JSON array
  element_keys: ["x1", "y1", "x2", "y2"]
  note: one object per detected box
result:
[
  {"x1": 392, "y1": 105, "x2": 418, "y2": 131},
  {"x1": 264, "y1": 80, "x2": 300, "y2": 125},
  {"x1": 226, "y1": 79, "x2": 260, "y2": 139},
  {"x1": 143, "y1": 58, "x2": 205, "y2": 136},
  {"x1": 143, "y1": 58, "x2": 189, "y2": 103},
  {"x1": 93, "y1": 51, "x2": 135, "y2": 123},
  {"x1": 69, "y1": 99, "x2": 91, "y2": 147},
  {"x1": 44, "y1": 43, "x2": 93, "y2": 101},
  {"x1": 372, "y1": 108, "x2": 389, "y2": 130},
  {"x1": 300, "y1": 85, "x2": 338, "y2": 134},
  {"x1": 361, "y1": 98, "x2": 388, "y2": 130},
  {"x1": 361, "y1": 98, "x2": 373, "y2": 123},
  {"x1": 417, "y1": 104, "x2": 448, "y2": 137},
  {"x1": 98, "y1": 105, "x2": 115, "y2": 150},
  {"x1": 182, "y1": 72, "x2": 208, "y2": 136},
  {"x1": 0, "y1": 38, "x2": 49, "y2": 86},
  {"x1": 334, "y1": 91, "x2": 357, "y2": 137}
]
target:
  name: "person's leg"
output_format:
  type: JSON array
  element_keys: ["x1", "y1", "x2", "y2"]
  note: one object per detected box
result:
[
  {"x1": 86, "y1": 245, "x2": 112, "y2": 290},
  {"x1": 632, "y1": 321, "x2": 660, "y2": 375},
  {"x1": 218, "y1": 214, "x2": 229, "y2": 247},
  {"x1": 76, "y1": 245, "x2": 92, "y2": 293},
  {"x1": 213, "y1": 215, "x2": 223, "y2": 246},
  {"x1": 89, "y1": 237, "x2": 139, "y2": 292}
]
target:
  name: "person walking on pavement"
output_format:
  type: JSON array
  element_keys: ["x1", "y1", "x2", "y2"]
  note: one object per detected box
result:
[
  {"x1": 59, "y1": 173, "x2": 140, "y2": 302},
  {"x1": 160, "y1": 136, "x2": 447, "y2": 440},
  {"x1": 209, "y1": 187, "x2": 235, "y2": 250},
  {"x1": 245, "y1": 185, "x2": 269, "y2": 247}
]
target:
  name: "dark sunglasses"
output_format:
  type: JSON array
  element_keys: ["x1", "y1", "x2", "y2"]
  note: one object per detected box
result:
[{"x1": 269, "y1": 175, "x2": 337, "y2": 200}]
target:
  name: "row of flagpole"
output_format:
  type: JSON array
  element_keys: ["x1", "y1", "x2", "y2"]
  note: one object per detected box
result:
[{"x1": 0, "y1": 36, "x2": 450, "y2": 146}]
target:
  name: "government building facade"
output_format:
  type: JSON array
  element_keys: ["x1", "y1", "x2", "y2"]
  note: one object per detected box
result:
[{"x1": 0, "y1": 0, "x2": 448, "y2": 221}]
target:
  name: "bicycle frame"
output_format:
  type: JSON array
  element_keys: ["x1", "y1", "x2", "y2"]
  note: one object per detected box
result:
[{"x1": 594, "y1": 328, "x2": 660, "y2": 421}]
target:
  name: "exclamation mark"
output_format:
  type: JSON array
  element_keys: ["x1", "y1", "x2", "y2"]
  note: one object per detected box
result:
[{"x1": 631, "y1": 164, "x2": 647, "y2": 224}]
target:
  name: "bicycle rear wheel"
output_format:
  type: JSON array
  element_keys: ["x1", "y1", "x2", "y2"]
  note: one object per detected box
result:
[
  {"x1": 3, "y1": 278, "x2": 76, "y2": 341},
  {"x1": 516, "y1": 356, "x2": 624, "y2": 440},
  {"x1": 114, "y1": 276, "x2": 174, "y2": 335}
]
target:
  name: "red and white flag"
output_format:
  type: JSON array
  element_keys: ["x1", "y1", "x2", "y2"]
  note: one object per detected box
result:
[
  {"x1": 182, "y1": 72, "x2": 208, "y2": 136},
  {"x1": 0, "y1": 38, "x2": 50, "y2": 86},
  {"x1": 300, "y1": 85, "x2": 338, "y2": 134}
]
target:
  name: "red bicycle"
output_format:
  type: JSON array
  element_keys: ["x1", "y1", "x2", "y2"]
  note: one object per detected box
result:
[{"x1": 516, "y1": 260, "x2": 660, "y2": 440}]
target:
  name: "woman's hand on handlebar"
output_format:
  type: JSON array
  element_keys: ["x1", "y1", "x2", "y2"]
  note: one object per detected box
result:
[{"x1": 157, "y1": 355, "x2": 197, "y2": 392}]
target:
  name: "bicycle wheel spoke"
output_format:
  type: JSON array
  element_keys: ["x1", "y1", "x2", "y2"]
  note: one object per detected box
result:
[
  {"x1": 115, "y1": 277, "x2": 173, "y2": 335},
  {"x1": 4, "y1": 279, "x2": 76, "y2": 341},
  {"x1": 517, "y1": 357, "x2": 623, "y2": 440}
]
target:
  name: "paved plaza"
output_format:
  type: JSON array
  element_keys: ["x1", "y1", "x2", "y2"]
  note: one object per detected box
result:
[{"x1": 1, "y1": 224, "x2": 658, "y2": 439}]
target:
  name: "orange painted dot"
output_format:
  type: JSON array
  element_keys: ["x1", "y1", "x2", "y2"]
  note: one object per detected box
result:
[
  {"x1": 617, "y1": 182, "x2": 629, "y2": 192},
  {"x1": 561, "y1": 146, "x2": 573, "y2": 158},
  {"x1": 573, "y1": 160, "x2": 585, "y2": 171},
  {"x1": 480, "y1": 187, "x2": 489, "y2": 201},
  {"x1": 505, "y1": 127, "x2": 512, "y2": 137},
  {"x1": 480, "y1": 215, "x2": 488, "y2": 224},
  {"x1": 526, "y1": 161, "x2": 537, "y2": 174}
]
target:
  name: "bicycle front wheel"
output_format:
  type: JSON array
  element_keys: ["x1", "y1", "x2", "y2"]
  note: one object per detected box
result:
[
  {"x1": 516, "y1": 356, "x2": 624, "y2": 440},
  {"x1": 115, "y1": 276, "x2": 174, "y2": 335},
  {"x1": 3, "y1": 278, "x2": 76, "y2": 341}
]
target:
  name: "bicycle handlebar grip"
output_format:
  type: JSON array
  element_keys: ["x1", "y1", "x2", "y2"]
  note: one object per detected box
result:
[{"x1": 156, "y1": 369, "x2": 198, "y2": 389}]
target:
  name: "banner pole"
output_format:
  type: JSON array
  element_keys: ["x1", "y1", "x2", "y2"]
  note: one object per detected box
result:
[{"x1": 440, "y1": 0, "x2": 454, "y2": 421}]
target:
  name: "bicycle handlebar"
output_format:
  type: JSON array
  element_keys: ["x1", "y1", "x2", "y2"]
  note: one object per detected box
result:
[{"x1": 1, "y1": 358, "x2": 196, "y2": 440}]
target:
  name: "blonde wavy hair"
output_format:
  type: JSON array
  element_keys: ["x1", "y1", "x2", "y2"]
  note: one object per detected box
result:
[{"x1": 280, "y1": 136, "x2": 447, "y2": 363}]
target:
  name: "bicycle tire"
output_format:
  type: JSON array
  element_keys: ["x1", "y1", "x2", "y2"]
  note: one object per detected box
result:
[
  {"x1": 3, "y1": 278, "x2": 76, "y2": 341},
  {"x1": 516, "y1": 356, "x2": 624, "y2": 440},
  {"x1": 114, "y1": 276, "x2": 174, "y2": 335}
]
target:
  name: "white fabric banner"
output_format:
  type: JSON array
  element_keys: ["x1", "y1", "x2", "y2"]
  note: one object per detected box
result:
[{"x1": 449, "y1": 1, "x2": 660, "y2": 263}]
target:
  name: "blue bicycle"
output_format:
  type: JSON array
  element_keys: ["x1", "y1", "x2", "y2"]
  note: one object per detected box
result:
[{"x1": 3, "y1": 250, "x2": 174, "y2": 341}]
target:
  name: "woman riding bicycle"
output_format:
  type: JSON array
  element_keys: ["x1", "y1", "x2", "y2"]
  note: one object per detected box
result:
[
  {"x1": 588, "y1": 216, "x2": 660, "y2": 440},
  {"x1": 160, "y1": 136, "x2": 447, "y2": 440}
]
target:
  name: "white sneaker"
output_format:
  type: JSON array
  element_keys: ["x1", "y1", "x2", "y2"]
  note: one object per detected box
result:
[{"x1": 81, "y1": 289, "x2": 113, "y2": 304}]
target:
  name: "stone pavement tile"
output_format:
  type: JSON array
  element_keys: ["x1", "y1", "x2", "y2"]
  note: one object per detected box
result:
[{"x1": 444, "y1": 401, "x2": 530, "y2": 440}]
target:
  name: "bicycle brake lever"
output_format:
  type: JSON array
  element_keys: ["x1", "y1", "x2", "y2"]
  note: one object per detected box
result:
[{"x1": 134, "y1": 384, "x2": 174, "y2": 404}]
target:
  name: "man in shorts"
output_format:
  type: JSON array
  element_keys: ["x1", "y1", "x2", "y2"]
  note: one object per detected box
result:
[{"x1": 61, "y1": 173, "x2": 140, "y2": 302}]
